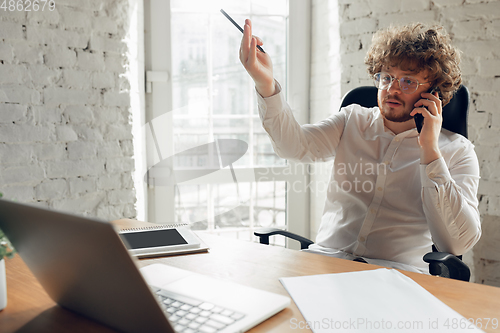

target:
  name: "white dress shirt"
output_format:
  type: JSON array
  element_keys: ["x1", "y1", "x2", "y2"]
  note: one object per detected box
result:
[{"x1": 256, "y1": 83, "x2": 481, "y2": 273}]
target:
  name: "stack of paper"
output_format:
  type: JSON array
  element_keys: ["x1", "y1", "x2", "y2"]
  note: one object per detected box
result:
[{"x1": 280, "y1": 269, "x2": 483, "y2": 332}]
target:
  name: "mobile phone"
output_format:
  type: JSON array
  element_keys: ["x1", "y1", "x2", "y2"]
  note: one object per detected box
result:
[
  {"x1": 220, "y1": 9, "x2": 266, "y2": 53},
  {"x1": 414, "y1": 87, "x2": 439, "y2": 133}
]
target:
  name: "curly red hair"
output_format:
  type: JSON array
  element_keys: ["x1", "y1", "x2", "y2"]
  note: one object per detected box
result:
[{"x1": 365, "y1": 23, "x2": 462, "y2": 106}]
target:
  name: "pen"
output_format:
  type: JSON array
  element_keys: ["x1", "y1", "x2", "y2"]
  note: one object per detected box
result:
[{"x1": 220, "y1": 9, "x2": 266, "y2": 53}]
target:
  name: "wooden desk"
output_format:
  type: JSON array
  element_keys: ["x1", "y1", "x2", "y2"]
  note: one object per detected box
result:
[{"x1": 1, "y1": 222, "x2": 500, "y2": 333}]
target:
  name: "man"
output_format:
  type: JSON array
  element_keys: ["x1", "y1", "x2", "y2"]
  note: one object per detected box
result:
[{"x1": 239, "y1": 21, "x2": 481, "y2": 273}]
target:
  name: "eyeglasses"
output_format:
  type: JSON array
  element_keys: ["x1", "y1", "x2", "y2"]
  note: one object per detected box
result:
[{"x1": 373, "y1": 72, "x2": 430, "y2": 94}]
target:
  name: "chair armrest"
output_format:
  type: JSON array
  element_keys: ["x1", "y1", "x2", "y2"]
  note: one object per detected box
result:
[
  {"x1": 254, "y1": 228, "x2": 314, "y2": 250},
  {"x1": 423, "y1": 252, "x2": 471, "y2": 282}
]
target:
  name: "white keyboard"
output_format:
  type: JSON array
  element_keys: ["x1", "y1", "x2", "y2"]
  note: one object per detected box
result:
[{"x1": 154, "y1": 288, "x2": 246, "y2": 333}]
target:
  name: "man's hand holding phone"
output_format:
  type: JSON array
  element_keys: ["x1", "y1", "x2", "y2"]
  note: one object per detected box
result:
[
  {"x1": 410, "y1": 89, "x2": 444, "y2": 164},
  {"x1": 239, "y1": 19, "x2": 276, "y2": 98}
]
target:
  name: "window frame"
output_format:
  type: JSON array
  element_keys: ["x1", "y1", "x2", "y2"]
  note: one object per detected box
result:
[{"x1": 142, "y1": 0, "x2": 311, "y2": 249}]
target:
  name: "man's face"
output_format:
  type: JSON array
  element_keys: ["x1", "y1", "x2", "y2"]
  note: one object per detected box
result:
[{"x1": 377, "y1": 66, "x2": 432, "y2": 124}]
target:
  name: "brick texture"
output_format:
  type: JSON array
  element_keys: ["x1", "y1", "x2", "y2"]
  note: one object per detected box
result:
[{"x1": 0, "y1": 0, "x2": 136, "y2": 220}]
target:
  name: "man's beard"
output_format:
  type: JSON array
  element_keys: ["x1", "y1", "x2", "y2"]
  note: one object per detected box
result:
[{"x1": 379, "y1": 95, "x2": 413, "y2": 123}]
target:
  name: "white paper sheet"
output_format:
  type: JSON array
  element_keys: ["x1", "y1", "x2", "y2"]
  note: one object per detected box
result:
[{"x1": 280, "y1": 269, "x2": 483, "y2": 332}]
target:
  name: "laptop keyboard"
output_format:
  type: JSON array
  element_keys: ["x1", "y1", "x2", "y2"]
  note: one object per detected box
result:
[{"x1": 154, "y1": 288, "x2": 246, "y2": 333}]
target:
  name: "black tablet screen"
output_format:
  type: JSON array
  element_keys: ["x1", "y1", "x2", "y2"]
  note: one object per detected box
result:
[{"x1": 120, "y1": 229, "x2": 188, "y2": 249}]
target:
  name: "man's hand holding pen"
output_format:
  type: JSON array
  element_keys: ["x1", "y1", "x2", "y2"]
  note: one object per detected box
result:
[{"x1": 239, "y1": 19, "x2": 276, "y2": 98}]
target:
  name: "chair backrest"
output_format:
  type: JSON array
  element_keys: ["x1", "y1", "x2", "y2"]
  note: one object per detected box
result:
[{"x1": 340, "y1": 85, "x2": 470, "y2": 138}]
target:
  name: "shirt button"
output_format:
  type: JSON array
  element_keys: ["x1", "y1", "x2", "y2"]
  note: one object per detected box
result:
[
  {"x1": 384, "y1": 161, "x2": 390, "y2": 165},
  {"x1": 429, "y1": 173, "x2": 436, "y2": 178},
  {"x1": 377, "y1": 187, "x2": 382, "y2": 191},
  {"x1": 370, "y1": 208, "x2": 376, "y2": 214},
  {"x1": 359, "y1": 236, "x2": 366, "y2": 242},
  {"x1": 394, "y1": 138, "x2": 400, "y2": 142}
]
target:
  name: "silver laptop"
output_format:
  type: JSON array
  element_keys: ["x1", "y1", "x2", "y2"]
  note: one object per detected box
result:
[{"x1": 0, "y1": 199, "x2": 290, "y2": 333}]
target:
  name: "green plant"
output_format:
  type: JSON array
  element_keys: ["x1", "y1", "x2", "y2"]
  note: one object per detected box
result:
[{"x1": 0, "y1": 192, "x2": 16, "y2": 260}]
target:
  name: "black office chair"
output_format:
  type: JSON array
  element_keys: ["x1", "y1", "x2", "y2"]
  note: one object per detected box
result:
[{"x1": 255, "y1": 85, "x2": 472, "y2": 282}]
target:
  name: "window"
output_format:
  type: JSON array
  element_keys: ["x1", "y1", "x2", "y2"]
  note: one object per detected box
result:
[{"x1": 143, "y1": 0, "x2": 310, "y2": 247}]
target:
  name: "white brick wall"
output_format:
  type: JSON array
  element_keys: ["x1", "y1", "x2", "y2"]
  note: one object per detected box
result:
[
  {"x1": 310, "y1": 0, "x2": 500, "y2": 285},
  {"x1": 0, "y1": 0, "x2": 136, "y2": 220}
]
